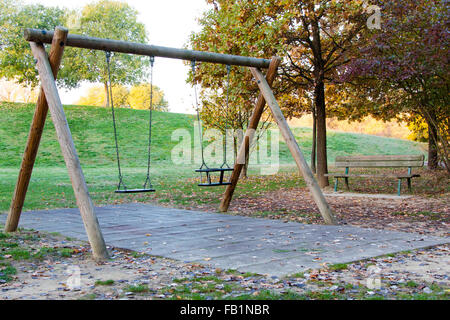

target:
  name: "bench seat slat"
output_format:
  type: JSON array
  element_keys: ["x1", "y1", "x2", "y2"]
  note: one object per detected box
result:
[
  {"x1": 335, "y1": 155, "x2": 424, "y2": 162},
  {"x1": 329, "y1": 155, "x2": 423, "y2": 195},
  {"x1": 335, "y1": 161, "x2": 424, "y2": 168},
  {"x1": 335, "y1": 155, "x2": 424, "y2": 168},
  {"x1": 325, "y1": 174, "x2": 420, "y2": 178}
]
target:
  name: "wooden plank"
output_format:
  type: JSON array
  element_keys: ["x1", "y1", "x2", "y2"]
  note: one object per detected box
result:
[
  {"x1": 327, "y1": 174, "x2": 421, "y2": 178},
  {"x1": 219, "y1": 57, "x2": 281, "y2": 213},
  {"x1": 335, "y1": 161, "x2": 424, "y2": 168},
  {"x1": 24, "y1": 28, "x2": 271, "y2": 69},
  {"x1": 29, "y1": 42, "x2": 109, "y2": 260},
  {"x1": 5, "y1": 27, "x2": 68, "y2": 233},
  {"x1": 250, "y1": 68, "x2": 336, "y2": 225},
  {"x1": 335, "y1": 155, "x2": 424, "y2": 162}
]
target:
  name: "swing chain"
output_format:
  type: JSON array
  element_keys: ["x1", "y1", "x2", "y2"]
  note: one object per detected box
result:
[
  {"x1": 192, "y1": 60, "x2": 208, "y2": 170},
  {"x1": 143, "y1": 56, "x2": 155, "y2": 190},
  {"x1": 221, "y1": 65, "x2": 231, "y2": 169},
  {"x1": 105, "y1": 51, "x2": 127, "y2": 191}
]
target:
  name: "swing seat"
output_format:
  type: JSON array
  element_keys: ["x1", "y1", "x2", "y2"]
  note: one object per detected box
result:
[
  {"x1": 115, "y1": 188, "x2": 155, "y2": 194},
  {"x1": 195, "y1": 167, "x2": 234, "y2": 187}
]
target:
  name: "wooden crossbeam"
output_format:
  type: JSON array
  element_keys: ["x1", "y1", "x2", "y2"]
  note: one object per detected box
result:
[{"x1": 24, "y1": 28, "x2": 271, "y2": 68}]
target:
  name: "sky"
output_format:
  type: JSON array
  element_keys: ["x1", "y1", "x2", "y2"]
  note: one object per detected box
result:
[{"x1": 23, "y1": 0, "x2": 210, "y2": 114}]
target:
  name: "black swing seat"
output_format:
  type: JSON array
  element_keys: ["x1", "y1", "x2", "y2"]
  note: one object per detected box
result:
[
  {"x1": 115, "y1": 188, "x2": 155, "y2": 194},
  {"x1": 195, "y1": 167, "x2": 234, "y2": 187}
]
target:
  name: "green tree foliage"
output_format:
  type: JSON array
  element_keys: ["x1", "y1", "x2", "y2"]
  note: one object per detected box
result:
[
  {"x1": 0, "y1": 0, "x2": 149, "y2": 105},
  {"x1": 188, "y1": 2, "x2": 283, "y2": 177},
  {"x1": 62, "y1": 0, "x2": 149, "y2": 106},
  {"x1": 340, "y1": 0, "x2": 449, "y2": 171},
  {"x1": 128, "y1": 84, "x2": 168, "y2": 111},
  {"x1": 0, "y1": 0, "x2": 66, "y2": 87},
  {"x1": 189, "y1": 0, "x2": 369, "y2": 186}
]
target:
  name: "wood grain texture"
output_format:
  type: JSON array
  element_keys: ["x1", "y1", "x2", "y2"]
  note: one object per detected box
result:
[
  {"x1": 334, "y1": 155, "x2": 425, "y2": 168},
  {"x1": 219, "y1": 57, "x2": 281, "y2": 213},
  {"x1": 5, "y1": 27, "x2": 68, "y2": 232},
  {"x1": 250, "y1": 67, "x2": 336, "y2": 225},
  {"x1": 335, "y1": 161, "x2": 425, "y2": 168},
  {"x1": 24, "y1": 28, "x2": 271, "y2": 69},
  {"x1": 335, "y1": 155, "x2": 424, "y2": 162},
  {"x1": 29, "y1": 41, "x2": 109, "y2": 260}
]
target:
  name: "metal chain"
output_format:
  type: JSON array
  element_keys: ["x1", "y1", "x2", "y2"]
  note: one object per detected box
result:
[
  {"x1": 143, "y1": 56, "x2": 155, "y2": 189},
  {"x1": 105, "y1": 51, "x2": 127, "y2": 191},
  {"x1": 221, "y1": 65, "x2": 231, "y2": 169},
  {"x1": 192, "y1": 60, "x2": 208, "y2": 170}
]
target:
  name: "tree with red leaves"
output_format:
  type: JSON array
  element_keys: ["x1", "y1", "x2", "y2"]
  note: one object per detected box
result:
[{"x1": 339, "y1": 0, "x2": 449, "y2": 172}]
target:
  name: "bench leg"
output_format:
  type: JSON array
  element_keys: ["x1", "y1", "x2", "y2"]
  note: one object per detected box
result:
[
  {"x1": 344, "y1": 177, "x2": 349, "y2": 190},
  {"x1": 334, "y1": 178, "x2": 338, "y2": 192},
  {"x1": 397, "y1": 179, "x2": 402, "y2": 196},
  {"x1": 407, "y1": 178, "x2": 412, "y2": 193}
]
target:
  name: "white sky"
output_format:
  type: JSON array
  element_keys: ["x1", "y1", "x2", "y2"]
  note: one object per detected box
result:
[{"x1": 23, "y1": 0, "x2": 210, "y2": 114}]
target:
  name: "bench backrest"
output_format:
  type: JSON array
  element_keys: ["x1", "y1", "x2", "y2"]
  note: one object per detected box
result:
[{"x1": 335, "y1": 155, "x2": 425, "y2": 168}]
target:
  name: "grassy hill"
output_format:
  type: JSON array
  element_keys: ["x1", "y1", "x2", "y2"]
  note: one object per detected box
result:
[
  {"x1": 0, "y1": 102, "x2": 429, "y2": 213},
  {"x1": 0, "y1": 102, "x2": 195, "y2": 167},
  {"x1": 0, "y1": 102, "x2": 426, "y2": 168}
]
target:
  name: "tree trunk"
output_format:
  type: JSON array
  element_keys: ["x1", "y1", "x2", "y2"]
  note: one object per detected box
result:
[
  {"x1": 426, "y1": 111, "x2": 438, "y2": 170},
  {"x1": 315, "y1": 81, "x2": 329, "y2": 187},
  {"x1": 311, "y1": 103, "x2": 317, "y2": 174},
  {"x1": 310, "y1": 15, "x2": 329, "y2": 187}
]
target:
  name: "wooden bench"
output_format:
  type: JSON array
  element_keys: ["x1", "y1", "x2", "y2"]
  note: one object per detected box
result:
[{"x1": 325, "y1": 155, "x2": 425, "y2": 195}]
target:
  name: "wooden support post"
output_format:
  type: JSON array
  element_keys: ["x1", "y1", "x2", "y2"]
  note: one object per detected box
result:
[
  {"x1": 29, "y1": 41, "x2": 109, "y2": 260},
  {"x1": 250, "y1": 68, "x2": 336, "y2": 225},
  {"x1": 5, "y1": 27, "x2": 68, "y2": 232},
  {"x1": 219, "y1": 56, "x2": 281, "y2": 212}
]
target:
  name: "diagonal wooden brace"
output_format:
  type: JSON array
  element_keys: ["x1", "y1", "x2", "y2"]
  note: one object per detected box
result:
[
  {"x1": 28, "y1": 41, "x2": 109, "y2": 260},
  {"x1": 5, "y1": 27, "x2": 68, "y2": 232},
  {"x1": 219, "y1": 57, "x2": 281, "y2": 212},
  {"x1": 250, "y1": 68, "x2": 336, "y2": 225}
]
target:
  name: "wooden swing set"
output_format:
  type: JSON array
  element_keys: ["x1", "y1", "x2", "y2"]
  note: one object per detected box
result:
[{"x1": 4, "y1": 27, "x2": 336, "y2": 260}]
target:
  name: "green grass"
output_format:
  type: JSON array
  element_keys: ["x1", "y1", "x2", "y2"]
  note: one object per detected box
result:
[
  {"x1": 0, "y1": 234, "x2": 76, "y2": 261},
  {"x1": 7, "y1": 248, "x2": 32, "y2": 260},
  {"x1": 125, "y1": 284, "x2": 149, "y2": 293},
  {"x1": 0, "y1": 102, "x2": 428, "y2": 213},
  {"x1": 95, "y1": 279, "x2": 115, "y2": 286},
  {"x1": 78, "y1": 293, "x2": 97, "y2": 300},
  {"x1": 0, "y1": 262, "x2": 17, "y2": 282},
  {"x1": 328, "y1": 263, "x2": 349, "y2": 271},
  {"x1": 405, "y1": 280, "x2": 419, "y2": 288},
  {"x1": 0, "y1": 102, "x2": 196, "y2": 168}
]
